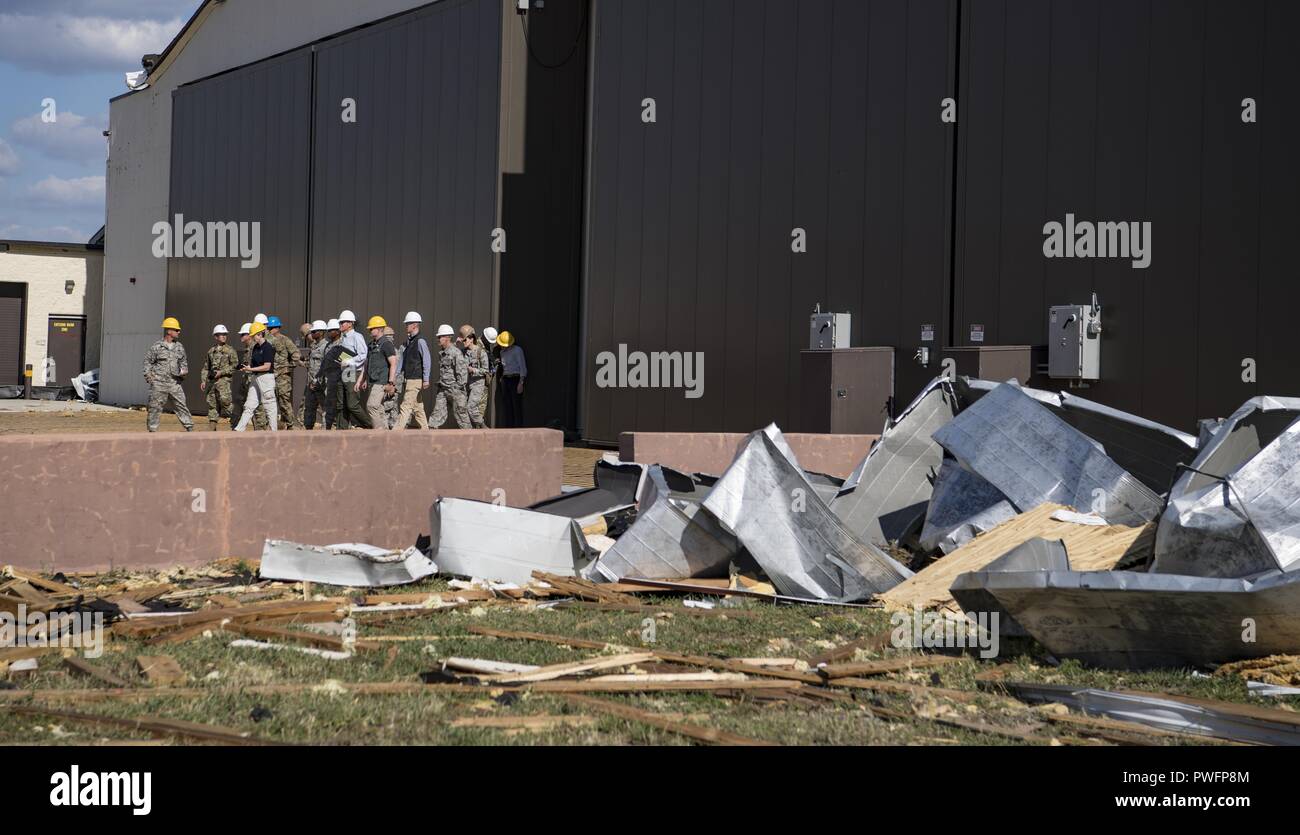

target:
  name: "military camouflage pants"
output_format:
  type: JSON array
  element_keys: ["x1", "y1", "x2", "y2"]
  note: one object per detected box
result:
[
  {"x1": 467, "y1": 377, "x2": 488, "y2": 429},
  {"x1": 430, "y1": 385, "x2": 470, "y2": 429},
  {"x1": 205, "y1": 378, "x2": 233, "y2": 425},
  {"x1": 275, "y1": 373, "x2": 299, "y2": 430},
  {"x1": 147, "y1": 381, "x2": 193, "y2": 432}
]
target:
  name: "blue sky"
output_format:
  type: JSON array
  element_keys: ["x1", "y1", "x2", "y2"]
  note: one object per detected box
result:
[{"x1": 0, "y1": 0, "x2": 201, "y2": 243}]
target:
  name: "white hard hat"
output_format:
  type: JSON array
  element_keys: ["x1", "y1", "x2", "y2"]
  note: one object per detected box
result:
[
  {"x1": 238, "y1": 323, "x2": 252, "y2": 336},
  {"x1": 404, "y1": 311, "x2": 423, "y2": 324},
  {"x1": 311, "y1": 320, "x2": 327, "y2": 332},
  {"x1": 482, "y1": 327, "x2": 499, "y2": 343},
  {"x1": 212, "y1": 324, "x2": 229, "y2": 335},
  {"x1": 254, "y1": 313, "x2": 269, "y2": 325},
  {"x1": 339, "y1": 309, "x2": 357, "y2": 323},
  {"x1": 326, "y1": 318, "x2": 340, "y2": 331},
  {"x1": 436, "y1": 324, "x2": 456, "y2": 338}
]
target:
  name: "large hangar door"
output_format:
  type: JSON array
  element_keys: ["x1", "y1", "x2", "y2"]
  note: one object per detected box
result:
[
  {"x1": 581, "y1": 0, "x2": 956, "y2": 442},
  {"x1": 310, "y1": 0, "x2": 501, "y2": 349},
  {"x1": 167, "y1": 50, "x2": 313, "y2": 415}
]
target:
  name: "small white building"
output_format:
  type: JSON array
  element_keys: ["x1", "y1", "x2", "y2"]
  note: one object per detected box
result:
[{"x1": 0, "y1": 230, "x2": 104, "y2": 390}]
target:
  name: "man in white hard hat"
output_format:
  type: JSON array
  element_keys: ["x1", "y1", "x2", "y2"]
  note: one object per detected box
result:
[
  {"x1": 255, "y1": 313, "x2": 269, "y2": 326},
  {"x1": 395, "y1": 311, "x2": 432, "y2": 429},
  {"x1": 334, "y1": 309, "x2": 371, "y2": 428},
  {"x1": 316, "y1": 319, "x2": 346, "y2": 429},
  {"x1": 302, "y1": 320, "x2": 329, "y2": 429},
  {"x1": 199, "y1": 325, "x2": 239, "y2": 431},
  {"x1": 430, "y1": 324, "x2": 470, "y2": 429},
  {"x1": 480, "y1": 327, "x2": 500, "y2": 427}
]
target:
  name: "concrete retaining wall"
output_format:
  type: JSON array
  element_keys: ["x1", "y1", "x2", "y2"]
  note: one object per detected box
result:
[
  {"x1": 0, "y1": 429, "x2": 562, "y2": 572},
  {"x1": 618, "y1": 432, "x2": 878, "y2": 480}
]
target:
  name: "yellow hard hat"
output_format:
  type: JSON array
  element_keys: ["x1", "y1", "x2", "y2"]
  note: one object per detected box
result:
[
  {"x1": 496, "y1": 330, "x2": 514, "y2": 348},
  {"x1": 367, "y1": 315, "x2": 388, "y2": 330},
  {"x1": 249, "y1": 322, "x2": 268, "y2": 337},
  {"x1": 162, "y1": 317, "x2": 181, "y2": 331}
]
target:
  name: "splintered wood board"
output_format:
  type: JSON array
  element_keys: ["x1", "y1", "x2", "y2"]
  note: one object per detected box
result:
[
  {"x1": 136, "y1": 655, "x2": 188, "y2": 687},
  {"x1": 879, "y1": 503, "x2": 1155, "y2": 613}
]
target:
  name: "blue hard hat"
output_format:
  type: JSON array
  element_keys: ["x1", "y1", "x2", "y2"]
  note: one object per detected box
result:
[{"x1": 267, "y1": 316, "x2": 282, "y2": 328}]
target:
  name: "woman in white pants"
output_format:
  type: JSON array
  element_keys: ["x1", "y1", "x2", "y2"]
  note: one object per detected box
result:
[{"x1": 235, "y1": 323, "x2": 278, "y2": 431}]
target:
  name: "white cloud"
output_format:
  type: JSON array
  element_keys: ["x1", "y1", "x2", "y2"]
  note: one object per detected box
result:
[
  {"x1": 0, "y1": 139, "x2": 19, "y2": 177},
  {"x1": 0, "y1": 13, "x2": 187, "y2": 75},
  {"x1": 25, "y1": 175, "x2": 105, "y2": 209},
  {"x1": 0, "y1": 222, "x2": 93, "y2": 244},
  {"x1": 11, "y1": 110, "x2": 107, "y2": 165}
]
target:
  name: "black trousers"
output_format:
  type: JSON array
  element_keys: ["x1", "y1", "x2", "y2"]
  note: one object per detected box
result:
[
  {"x1": 501, "y1": 375, "x2": 524, "y2": 428},
  {"x1": 334, "y1": 378, "x2": 371, "y2": 429},
  {"x1": 303, "y1": 381, "x2": 323, "y2": 429}
]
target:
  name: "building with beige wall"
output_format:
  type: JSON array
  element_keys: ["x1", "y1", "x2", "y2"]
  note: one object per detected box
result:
[{"x1": 0, "y1": 234, "x2": 104, "y2": 390}]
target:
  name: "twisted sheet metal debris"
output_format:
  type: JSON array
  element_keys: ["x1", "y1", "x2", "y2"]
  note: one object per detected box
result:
[
  {"x1": 1153, "y1": 397, "x2": 1300, "y2": 578},
  {"x1": 430, "y1": 498, "x2": 598, "y2": 585},
  {"x1": 831, "y1": 377, "x2": 958, "y2": 546},
  {"x1": 701, "y1": 425, "x2": 912, "y2": 601},
  {"x1": 529, "y1": 460, "x2": 645, "y2": 522},
  {"x1": 917, "y1": 457, "x2": 1016, "y2": 554},
  {"x1": 933, "y1": 383, "x2": 1162, "y2": 526},
  {"x1": 260, "y1": 540, "x2": 437, "y2": 587},
  {"x1": 590, "y1": 466, "x2": 740, "y2": 582},
  {"x1": 1002, "y1": 682, "x2": 1300, "y2": 746},
  {"x1": 951, "y1": 565, "x2": 1300, "y2": 669}
]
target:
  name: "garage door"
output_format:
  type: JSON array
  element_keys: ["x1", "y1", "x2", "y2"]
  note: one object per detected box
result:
[{"x1": 0, "y1": 283, "x2": 24, "y2": 386}]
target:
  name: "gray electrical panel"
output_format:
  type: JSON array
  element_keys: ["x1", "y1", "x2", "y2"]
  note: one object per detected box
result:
[
  {"x1": 1048, "y1": 304, "x2": 1102, "y2": 381},
  {"x1": 810, "y1": 309, "x2": 851, "y2": 350}
]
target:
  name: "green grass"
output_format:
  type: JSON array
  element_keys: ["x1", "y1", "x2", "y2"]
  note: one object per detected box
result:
[{"x1": 2, "y1": 578, "x2": 1293, "y2": 746}]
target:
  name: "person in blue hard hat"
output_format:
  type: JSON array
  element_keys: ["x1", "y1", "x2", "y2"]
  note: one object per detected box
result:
[{"x1": 266, "y1": 316, "x2": 301, "y2": 429}]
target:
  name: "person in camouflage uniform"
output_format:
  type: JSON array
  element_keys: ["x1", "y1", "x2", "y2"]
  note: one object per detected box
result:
[
  {"x1": 382, "y1": 326, "x2": 404, "y2": 429},
  {"x1": 430, "y1": 324, "x2": 470, "y2": 429},
  {"x1": 267, "y1": 317, "x2": 302, "y2": 430},
  {"x1": 199, "y1": 325, "x2": 239, "y2": 430},
  {"x1": 236, "y1": 324, "x2": 270, "y2": 430},
  {"x1": 458, "y1": 325, "x2": 490, "y2": 429},
  {"x1": 302, "y1": 321, "x2": 328, "y2": 429},
  {"x1": 142, "y1": 317, "x2": 194, "y2": 432}
]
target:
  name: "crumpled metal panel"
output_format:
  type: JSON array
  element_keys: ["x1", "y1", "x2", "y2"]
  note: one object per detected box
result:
[
  {"x1": 260, "y1": 540, "x2": 437, "y2": 587},
  {"x1": 701, "y1": 425, "x2": 913, "y2": 601},
  {"x1": 950, "y1": 565, "x2": 1300, "y2": 669},
  {"x1": 528, "y1": 460, "x2": 644, "y2": 520},
  {"x1": 590, "y1": 466, "x2": 740, "y2": 582},
  {"x1": 1154, "y1": 420, "x2": 1300, "y2": 577},
  {"x1": 831, "y1": 377, "x2": 959, "y2": 546},
  {"x1": 1154, "y1": 397, "x2": 1300, "y2": 578},
  {"x1": 917, "y1": 456, "x2": 1017, "y2": 554},
  {"x1": 932, "y1": 382, "x2": 1162, "y2": 526},
  {"x1": 1003, "y1": 683, "x2": 1300, "y2": 746},
  {"x1": 430, "y1": 498, "x2": 597, "y2": 585},
  {"x1": 955, "y1": 378, "x2": 1199, "y2": 494}
]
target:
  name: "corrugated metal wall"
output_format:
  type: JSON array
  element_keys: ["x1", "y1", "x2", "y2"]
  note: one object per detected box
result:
[
  {"x1": 582, "y1": 0, "x2": 958, "y2": 442},
  {"x1": 167, "y1": 50, "x2": 313, "y2": 411},
  {"x1": 310, "y1": 0, "x2": 502, "y2": 330},
  {"x1": 954, "y1": 0, "x2": 1300, "y2": 432}
]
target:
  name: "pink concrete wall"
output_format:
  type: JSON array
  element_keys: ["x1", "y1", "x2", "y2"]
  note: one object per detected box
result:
[
  {"x1": 619, "y1": 432, "x2": 878, "y2": 480},
  {"x1": 0, "y1": 429, "x2": 563, "y2": 571}
]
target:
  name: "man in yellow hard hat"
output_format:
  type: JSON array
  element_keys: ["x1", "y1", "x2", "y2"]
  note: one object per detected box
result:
[
  {"x1": 361, "y1": 315, "x2": 398, "y2": 430},
  {"x1": 142, "y1": 317, "x2": 194, "y2": 432}
]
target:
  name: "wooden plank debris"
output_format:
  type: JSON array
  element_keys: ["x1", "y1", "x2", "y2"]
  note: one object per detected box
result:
[
  {"x1": 561, "y1": 694, "x2": 775, "y2": 746},
  {"x1": 879, "y1": 503, "x2": 1154, "y2": 613},
  {"x1": 136, "y1": 655, "x2": 187, "y2": 687},
  {"x1": 817, "y1": 655, "x2": 961, "y2": 679},
  {"x1": 6, "y1": 705, "x2": 276, "y2": 746},
  {"x1": 485, "y1": 652, "x2": 657, "y2": 684},
  {"x1": 63, "y1": 656, "x2": 130, "y2": 688}
]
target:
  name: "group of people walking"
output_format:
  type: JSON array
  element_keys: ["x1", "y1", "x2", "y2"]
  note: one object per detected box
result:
[{"x1": 142, "y1": 311, "x2": 528, "y2": 432}]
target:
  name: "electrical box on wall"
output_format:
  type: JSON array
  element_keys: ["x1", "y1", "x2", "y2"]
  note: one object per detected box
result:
[
  {"x1": 810, "y1": 305, "x2": 851, "y2": 350},
  {"x1": 1048, "y1": 299, "x2": 1102, "y2": 381}
]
